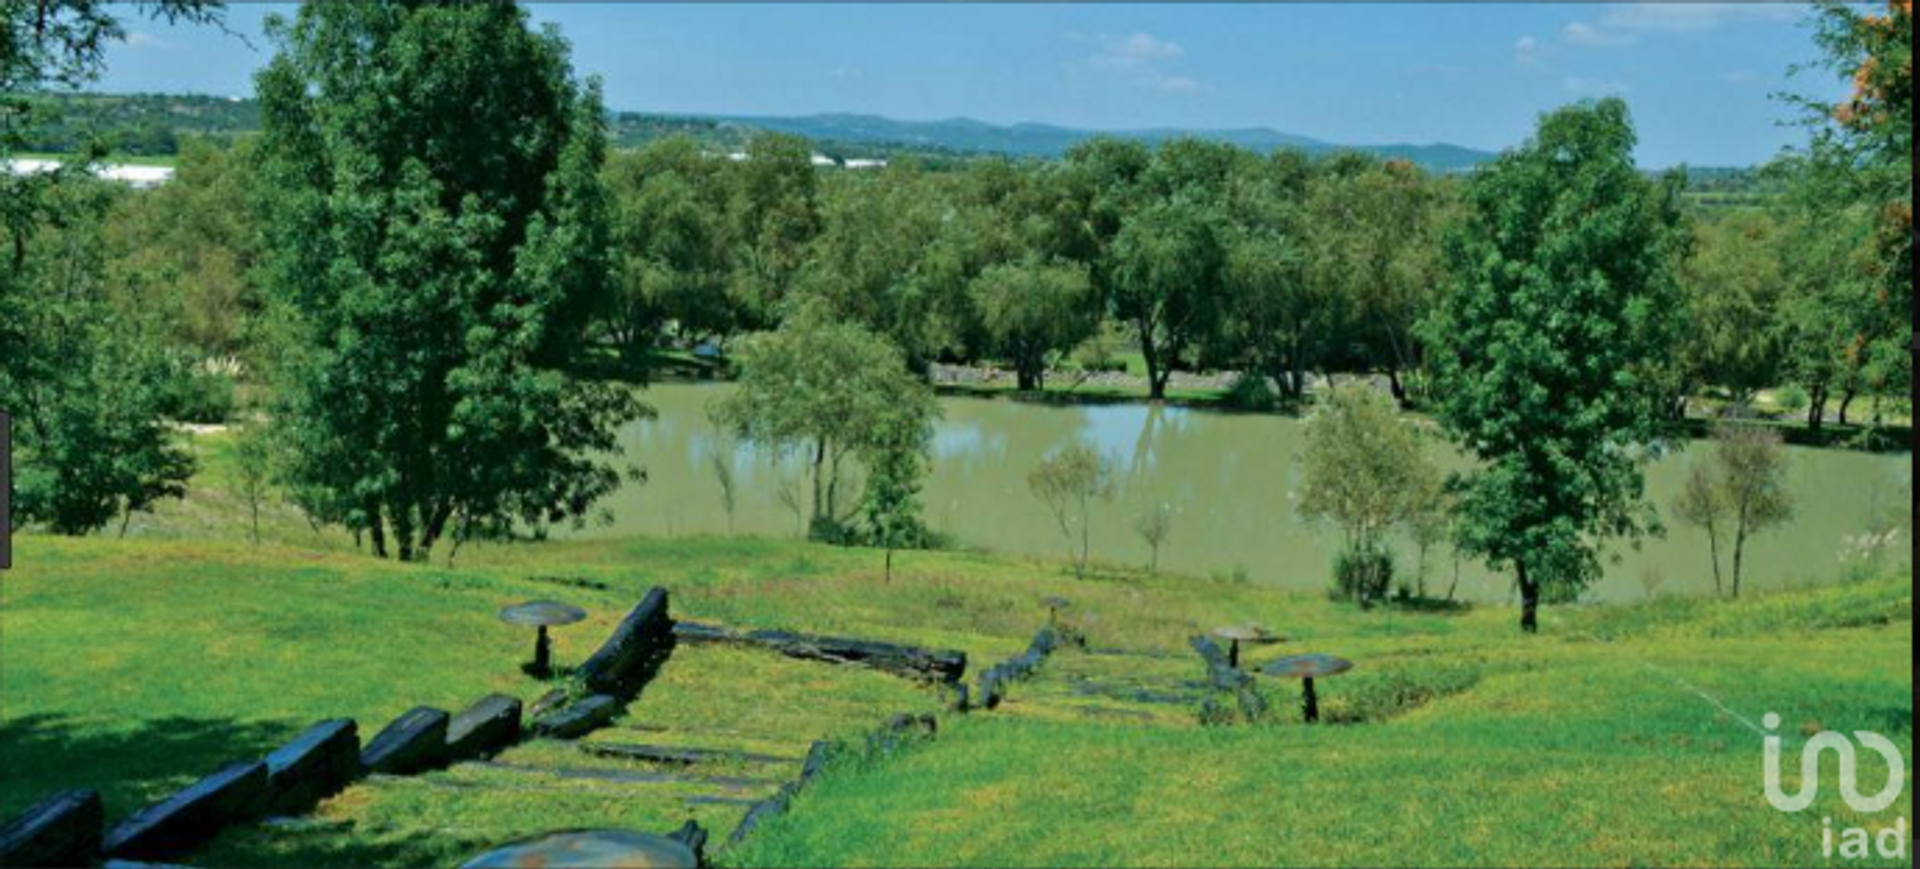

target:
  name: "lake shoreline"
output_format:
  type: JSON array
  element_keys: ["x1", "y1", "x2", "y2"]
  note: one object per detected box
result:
[{"x1": 642, "y1": 360, "x2": 1913, "y2": 454}]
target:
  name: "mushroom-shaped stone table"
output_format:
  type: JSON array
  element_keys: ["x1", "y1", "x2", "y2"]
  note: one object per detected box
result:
[
  {"x1": 498, "y1": 600, "x2": 587, "y2": 678},
  {"x1": 1259, "y1": 653, "x2": 1353, "y2": 724},
  {"x1": 1211, "y1": 624, "x2": 1282, "y2": 669},
  {"x1": 459, "y1": 830, "x2": 697, "y2": 869}
]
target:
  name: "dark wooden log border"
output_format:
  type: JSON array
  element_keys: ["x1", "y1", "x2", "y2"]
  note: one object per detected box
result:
[
  {"x1": 1189, "y1": 635, "x2": 1267, "y2": 722},
  {"x1": 673, "y1": 621, "x2": 966, "y2": 685},
  {"x1": 970, "y1": 624, "x2": 1068, "y2": 711}
]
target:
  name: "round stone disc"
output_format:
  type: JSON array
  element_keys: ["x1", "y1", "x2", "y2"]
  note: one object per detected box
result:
[
  {"x1": 1260, "y1": 653, "x2": 1354, "y2": 679},
  {"x1": 1212, "y1": 624, "x2": 1281, "y2": 644},
  {"x1": 498, "y1": 600, "x2": 588, "y2": 628},
  {"x1": 459, "y1": 830, "x2": 698, "y2": 869}
]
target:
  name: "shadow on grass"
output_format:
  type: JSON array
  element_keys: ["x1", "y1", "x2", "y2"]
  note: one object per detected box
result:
[
  {"x1": 198, "y1": 819, "x2": 493, "y2": 869},
  {"x1": 2, "y1": 713, "x2": 501, "y2": 867},
  {"x1": 0, "y1": 712, "x2": 292, "y2": 823}
]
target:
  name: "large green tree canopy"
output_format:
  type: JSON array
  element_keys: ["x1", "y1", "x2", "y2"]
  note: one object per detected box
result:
[
  {"x1": 3, "y1": 1, "x2": 221, "y2": 535},
  {"x1": 254, "y1": 1, "x2": 643, "y2": 560},
  {"x1": 1424, "y1": 99, "x2": 1686, "y2": 632}
]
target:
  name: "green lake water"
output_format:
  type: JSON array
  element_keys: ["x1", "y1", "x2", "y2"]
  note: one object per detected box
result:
[{"x1": 587, "y1": 382, "x2": 1912, "y2": 602}]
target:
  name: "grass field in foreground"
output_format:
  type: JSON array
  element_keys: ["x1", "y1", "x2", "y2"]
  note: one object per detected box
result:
[{"x1": 0, "y1": 429, "x2": 1911, "y2": 867}]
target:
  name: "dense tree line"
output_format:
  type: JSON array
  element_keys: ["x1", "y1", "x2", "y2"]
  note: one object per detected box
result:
[
  {"x1": 33, "y1": 86, "x2": 1906, "y2": 435},
  {"x1": 4, "y1": 1, "x2": 1906, "y2": 636}
]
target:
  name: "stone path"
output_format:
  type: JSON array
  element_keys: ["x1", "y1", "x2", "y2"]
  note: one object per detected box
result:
[
  {"x1": 174, "y1": 620, "x2": 1217, "y2": 867},
  {"x1": 189, "y1": 640, "x2": 949, "y2": 867}
]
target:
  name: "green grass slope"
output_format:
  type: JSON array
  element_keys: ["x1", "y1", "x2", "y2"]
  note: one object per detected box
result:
[{"x1": 1, "y1": 428, "x2": 1911, "y2": 867}]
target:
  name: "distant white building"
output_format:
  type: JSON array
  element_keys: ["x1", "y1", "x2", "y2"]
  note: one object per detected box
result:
[
  {"x1": 5, "y1": 158, "x2": 174, "y2": 189},
  {"x1": 716, "y1": 151, "x2": 886, "y2": 170}
]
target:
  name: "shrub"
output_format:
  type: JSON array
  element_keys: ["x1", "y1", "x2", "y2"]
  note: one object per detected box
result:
[
  {"x1": 1319, "y1": 658, "x2": 1485, "y2": 724},
  {"x1": 1332, "y1": 545, "x2": 1395, "y2": 607},
  {"x1": 1221, "y1": 373, "x2": 1278, "y2": 410},
  {"x1": 1774, "y1": 384, "x2": 1809, "y2": 413},
  {"x1": 170, "y1": 368, "x2": 238, "y2": 424}
]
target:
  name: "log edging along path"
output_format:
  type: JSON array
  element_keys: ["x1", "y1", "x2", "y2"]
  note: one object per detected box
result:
[
  {"x1": 968, "y1": 623, "x2": 1071, "y2": 712},
  {"x1": 672, "y1": 621, "x2": 968, "y2": 685},
  {"x1": 0, "y1": 587, "x2": 685, "y2": 869},
  {"x1": 1189, "y1": 635, "x2": 1268, "y2": 722},
  {"x1": 723, "y1": 712, "x2": 940, "y2": 850},
  {"x1": 719, "y1": 619, "x2": 1077, "y2": 855}
]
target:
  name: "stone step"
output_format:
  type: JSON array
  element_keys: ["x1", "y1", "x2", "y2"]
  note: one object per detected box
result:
[
  {"x1": 363, "y1": 770, "x2": 780, "y2": 805},
  {"x1": 448, "y1": 761, "x2": 784, "y2": 793},
  {"x1": 580, "y1": 741, "x2": 801, "y2": 768}
]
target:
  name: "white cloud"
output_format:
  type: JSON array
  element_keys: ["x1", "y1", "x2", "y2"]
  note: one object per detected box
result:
[
  {"x1": 1514, "y1": 34, "x2": 1546, "y2": 68},
  {"x1": 1562, "y1": 77, "x2": 1632, "y2": 97},
  {"x1": 1155, "y1": 75, "x2": 1201, "y2": 94},
  {"x1": 1598, "y1": 3, "x2": 1806, "y2": 34},
  {"x1": 1070, "y1": 31, "x2": 1202, "y2": 94},
  {"x1": 1090, "y1": 32, "x2": 1185, "y2": 69},
  {"x1": 124, "y1": 31, "x2": 175, "y2": 50},
  {"x1": 1562, "y1": 21, "x2": 1637, "y2": 48}
]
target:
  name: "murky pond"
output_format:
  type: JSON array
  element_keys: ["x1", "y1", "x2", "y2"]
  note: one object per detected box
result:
[{"x1": 585, "y1": 382, "x2": 1912, "y2": 602}]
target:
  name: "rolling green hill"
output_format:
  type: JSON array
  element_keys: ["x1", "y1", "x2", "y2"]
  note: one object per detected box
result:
[{"x1": 23, "y1": 92, "x2": 1500, "y2": 171}]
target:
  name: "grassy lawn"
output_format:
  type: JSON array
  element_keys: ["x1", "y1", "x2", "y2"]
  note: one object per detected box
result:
[{"x1": 1, "y1": 430, "x2": 1911, "y2": 867}]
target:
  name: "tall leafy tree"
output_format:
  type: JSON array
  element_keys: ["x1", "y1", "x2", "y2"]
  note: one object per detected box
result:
[
  {"x1": 726, "y1": 134, "x2": 822, "y2": 329},
  {"x1": 1424, "y1": 100, "x2": 1686, "y2": 633},
  {"x1": 714, "y1": 303, "x2": 939, "y2": 540},
  {"x1": 1679, "y1": 211, "x2": 1790, "y2": 407},
  {"x1": 1220, "y1": 150, "x2": 1324, "y2": 404},
  {"x1": 5, "y1": 179, "x2": 194, "y2": 534},
  {"x1": 1301, "y1": 157, "x2": 1448, "y2": 404},
  {"x1": 1111, "y1": 192, "x2": 1230, "y2": 400},
  {"x1": 1783, "y1": 0, "x2": 1913, "y2": 423},
  {"x1": 254, "y1": 1, "x2": 644, "y2": 561},
  {"x1": 797, "y1": 163, "x2": 950, "y2": 368},
  {"x1": 969, "y1": 258, "x2": 1095, "y2": 390},
  {"x1": 604, "y1": 136, "x2": 732, "y2": 363},
  {"x1": 3, "y1": 1, "x2": 219, "y2": 535},
  {"x1": 105, "y1": 137, "x2": 261, "y2": 360},
  {"x1": 1769, "y1": 154, "x2": 1885, "y2": 430}
]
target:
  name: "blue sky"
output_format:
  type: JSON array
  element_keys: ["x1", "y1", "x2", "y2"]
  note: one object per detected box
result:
[{"x1": 98, "y1": 3, "x2": 1851, "y2": 168}]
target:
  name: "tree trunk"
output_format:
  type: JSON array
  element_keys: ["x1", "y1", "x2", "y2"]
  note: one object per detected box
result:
[
  {"x1": 1517, "y1": 562, "x2": 1540, "y2": 634},
  {"x1": 367, "y1": 506, "x2": 388, "y2": 559},
  {"x1": 1016, "y1": 367, "x2": 1039, "y2": 392},
  {"x1": 1705, "y1": 520, "x2": 1724, "y2": 597},
  {"x1": 810, "y1": 438, "x2": 827, "y2": 524},
  {"x1": 1289, "y1": 334, "x2": 1308, "y2": 401},
  {"x1": 884, "y1": 547, "x2": 894, "y2": 583},
  {"x1": 1731, "y1": 510, "x2": 1749, "y2": 599},
  {"x1": 1078, "y1": 496, "x2": 1092, "y2": 579},
  {"x1": 1138, "y1": 316, "x2": 1167, "y2": 401},
  {"x1": 1807, "y1": 383, "x2": 1828, "y2": 432},
  {"x1": 1386, "y1": 366, "x2": 1407, "y2": 406},
  {"x1": 1837, "y1": 388, "x2": 1856, "y2": 427}
]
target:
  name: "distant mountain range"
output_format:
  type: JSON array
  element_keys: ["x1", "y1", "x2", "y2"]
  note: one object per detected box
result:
[
  {"x1": 679, "y1": 111, "x2": 1500, "y2": 170},
  {"x1": 30, "y1": 94, "x2": 1768, "y2": 180},
  {"x1": 23, "y1": 93, "x2": 1500, "y2": 172}
]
